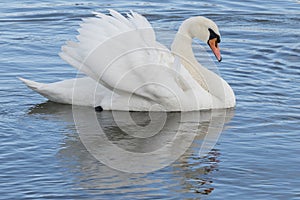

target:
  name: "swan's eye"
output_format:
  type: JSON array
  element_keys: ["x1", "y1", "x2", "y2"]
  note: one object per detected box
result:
[{"x1": 208, "y1": 28, "x2": 221, "y2": 43}]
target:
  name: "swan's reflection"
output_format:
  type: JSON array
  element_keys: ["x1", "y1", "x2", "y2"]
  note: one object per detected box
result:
[{"x1": 29, "y1": 102, "x2": 234, "y2": 196}]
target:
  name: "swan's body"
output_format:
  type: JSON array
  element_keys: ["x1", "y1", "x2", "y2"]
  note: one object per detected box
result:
[{"x1": 20, "y1": 10, "x2": 235, "y2": 111}]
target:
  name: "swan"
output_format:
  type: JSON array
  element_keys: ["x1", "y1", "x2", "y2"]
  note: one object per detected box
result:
[{"x1": 20, "y1": 10, "x2": 235, "y2": 111}]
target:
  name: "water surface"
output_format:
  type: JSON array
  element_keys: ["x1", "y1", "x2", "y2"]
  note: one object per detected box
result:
[{"x1": 0, "y1": 0, "x2": 300, "y2": 199}]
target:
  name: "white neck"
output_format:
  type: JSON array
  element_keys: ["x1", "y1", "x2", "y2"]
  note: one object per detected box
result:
[
  {"x1": 170, "y1": 18, "x2": 233, "y2": 105},
  {"x1": 171, "y1": 22, "x2": 209, "y2": 92},
  {"x1": 171, "y1": 17, "x2": 213, "y2": 66},
  {"x1": 171, "y1": 32, "x2": 194, "y2": 64}
]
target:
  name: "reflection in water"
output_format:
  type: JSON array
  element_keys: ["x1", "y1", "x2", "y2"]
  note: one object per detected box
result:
[{"x1": 29, "y1": 102, "x2": 234, "y2": 197}]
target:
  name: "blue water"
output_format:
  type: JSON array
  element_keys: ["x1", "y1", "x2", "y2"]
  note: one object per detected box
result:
[{"x1": 1, "y1": 0, "x2": 300, "y2": 199}]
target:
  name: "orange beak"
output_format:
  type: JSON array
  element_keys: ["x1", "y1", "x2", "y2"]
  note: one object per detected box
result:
[{"x1": 208, "y1": 38, "x2": 222, "y2": 62}]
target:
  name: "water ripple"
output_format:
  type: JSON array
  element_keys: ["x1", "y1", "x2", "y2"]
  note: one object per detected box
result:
[{"x1": 1, "y1": 0, "x2": 300, "y2": 199}]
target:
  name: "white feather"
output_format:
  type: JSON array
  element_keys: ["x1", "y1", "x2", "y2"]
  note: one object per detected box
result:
[{"x1": 21, "y1": 10, "x2": 236, "y2": 111}]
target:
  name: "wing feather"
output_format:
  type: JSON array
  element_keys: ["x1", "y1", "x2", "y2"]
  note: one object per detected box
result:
[{"x1": 60, "y1": 10, "x2": 185, "y2": 107}]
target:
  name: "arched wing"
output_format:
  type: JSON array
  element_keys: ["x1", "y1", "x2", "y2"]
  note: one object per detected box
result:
[{"x1": 59, "y1": 10, "x2": 185, "y2": 105}]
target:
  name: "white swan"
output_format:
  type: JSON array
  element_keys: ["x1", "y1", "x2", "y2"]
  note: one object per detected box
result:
[{"x1": 20, "y1": 10, "x2": 235, "y2": 111}]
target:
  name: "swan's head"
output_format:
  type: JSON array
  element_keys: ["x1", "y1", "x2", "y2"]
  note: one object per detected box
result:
[{"x1": 179, "y1": 16, "x2": 222, "y2": 62}]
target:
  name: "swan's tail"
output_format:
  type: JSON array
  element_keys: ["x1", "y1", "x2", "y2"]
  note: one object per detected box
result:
[
  {"x1": 18, "y1": 77, "x2": 45, "y2": 91},
  {"x1": 18, "y1": 77, "x2": 74, "y2": 105},
  {"x1": 18, "y1": 76, "x2": 109, "y2": 107}
]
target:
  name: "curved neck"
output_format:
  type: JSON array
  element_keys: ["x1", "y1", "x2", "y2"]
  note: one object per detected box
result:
[
  {"x1": 171, "y1": 31, "x2": 210, "y2": 92},
  {"x1": 171, "y1": 32, "x2": 195, "y2": 64},
  {"x1": 171, "y1": 20, "x2": 197, "y2": 66},
  {"x1": 170, "y1": 18, "x2": 233, "y2": 105},
  {"x1": 171, "y1": 16, "x2": 216, "y2": 67}
]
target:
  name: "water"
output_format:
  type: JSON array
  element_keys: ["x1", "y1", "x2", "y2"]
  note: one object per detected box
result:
[{"x1": 1, "y1": 0, "x2": 300, "y2": 199}]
